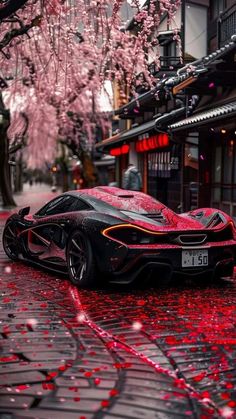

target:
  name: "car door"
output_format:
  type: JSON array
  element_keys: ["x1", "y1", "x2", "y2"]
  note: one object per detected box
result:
[{"x1": 27, "y1": 196, "x2": 75, "y2": 262}]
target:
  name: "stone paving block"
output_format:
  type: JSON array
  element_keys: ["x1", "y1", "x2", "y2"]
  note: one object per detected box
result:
[
  {"x1": 56, "y1": 387, "x2": 111, "y2": 399},
  {"x1": 109, "y1": 358, "x2": 168, "y2": 373},
  {"x1": 148, "y1": 355, "x2": 172, "y2": 365},
  {"x1": 125, "y1": 378, "x2": 174, "y2": 391},
  {"x1": 6, "y1": 343, "x2": 76, "y2": 352},
  {"x1": 70, "y1": 360, "x2": 116, "y2": 371},
  {"x1": 117, "y1": 394, "x2": 192, "y2": 413},
  {"x1": 2, "y1": 331, "x2": 74, "y2": 340},
  {"x1": 108, "y1": 403, "x2": 183, "y2": 418},
  {"x1": 25, "y1": 351, "x2": 75, "y2": 361},
  {"x1": 0, "y1": 383, "x2": 52, "y2": 397},
  {"x1": 0, "y1": 371, "x2": 46, "y2": 386},
  {"x1": 63, "y1": 368, "x2": 118, "y2": 379},
  {"x1": 0, "y1": 362, "x2": 69, "y2": 374},
  {"x1": 123, "y1": 385, "x2": 187, "y2": 401},
  {"x1": 39, "y1": 397, "x2": 102, "y2": 412},
  {"x1": 124, "y1": 370, "x2": 172, "y2": 382},
  {"x1": 55, "y1": 376, "x2": 90, "y2": 387},
  {"x1": 0, "y1": 354, "x2": 20, "y2": 365},
  {"x1": 0, "y1": 395, "x2": 34, "y2": 409},
  {"x1": 0, "y1": 409, "x2": 91, "y2": 419}
]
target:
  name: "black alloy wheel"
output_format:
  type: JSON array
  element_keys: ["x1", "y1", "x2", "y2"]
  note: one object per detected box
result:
[
  {"x1": 2, "y1": 222, "x2": 19, "y2": 260},
  {"x1": 67, "y1": 230, "x2": 96, "y2": 288}
]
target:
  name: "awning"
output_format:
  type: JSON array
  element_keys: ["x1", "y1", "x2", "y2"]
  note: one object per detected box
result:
[
  {"x1": 119, "y1": 119, "x2": 157, "y2": 140},
  {"x1": 168, "y1": 101, "x2": 236, "y2": 131},
  {"x1": 95, "y1": 133, "x2": 120, "y2": 149},
  {"x1": 155, "y1": 107, "x2": 186, "y2": 129},
  {"x1": 96, "y1": 118, "x2": 157, "y2": 151},
  {"x1": 94, "y1": 155, "x2": 115, "y2": 167},
  {"x1": 96, "y1": 107, "x2": 187, "y2": 152}
]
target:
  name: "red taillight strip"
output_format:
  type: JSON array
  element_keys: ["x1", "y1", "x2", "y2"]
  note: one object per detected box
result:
[
  {"x1": 212, "y1": 221, "x2": 234, "y2": 233},
  {"x1": 102, "y1": 224, "x2": 166, "y2": 245}
]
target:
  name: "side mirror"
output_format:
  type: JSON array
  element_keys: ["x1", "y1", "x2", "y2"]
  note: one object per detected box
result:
[{"x1": 18, "y1": 206, "x2": 30, "y2": 218}]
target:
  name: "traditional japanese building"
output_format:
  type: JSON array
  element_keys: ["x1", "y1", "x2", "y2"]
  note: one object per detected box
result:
[
  {"x1": 168, "y1": 35, "x2": 236, "y2": 215},
  {"x1": 96, "y1": 1, "x2": 236, "y2": 216}
]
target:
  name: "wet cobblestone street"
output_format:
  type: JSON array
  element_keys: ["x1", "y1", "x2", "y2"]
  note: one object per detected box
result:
[{"x1": 0, "y1": 189, "x2": 236, "y2": 419}]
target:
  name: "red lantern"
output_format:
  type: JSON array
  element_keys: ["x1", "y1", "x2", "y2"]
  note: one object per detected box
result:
[
  {"x1": 121, "y1": 144, "x2": 130, "y2": 154},
  {"x1": 162, "y1": 133, "x2": 169, "y2": 146}
]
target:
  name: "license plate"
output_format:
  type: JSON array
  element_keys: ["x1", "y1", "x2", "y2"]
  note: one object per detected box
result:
[{"x1": 182, "y1": 249, "x2": 208, "y2": 267}]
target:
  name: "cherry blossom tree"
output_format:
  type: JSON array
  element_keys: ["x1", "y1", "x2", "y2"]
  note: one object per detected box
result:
[{"x1": 0, "y1": 0, "x2": 181, "y2": 206}]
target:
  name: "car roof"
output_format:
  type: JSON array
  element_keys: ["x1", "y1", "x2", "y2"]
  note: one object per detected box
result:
[{"x1": 68, "y1": 186, "x2": 166, "y2": 214}]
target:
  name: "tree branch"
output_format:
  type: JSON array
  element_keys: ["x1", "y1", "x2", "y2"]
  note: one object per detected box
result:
[
  {"x1": 0, "y1": 0, "x2": 30, "y2": 21},
  {"x1": 0, "y1": 15, "x2": 42, "y2": 52}
]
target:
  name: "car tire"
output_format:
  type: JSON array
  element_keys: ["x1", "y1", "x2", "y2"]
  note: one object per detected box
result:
[
  {"x1": 66, "y1": 230, "x2": 96, "y2": 288},
  {"x1": 2, "y1": 222, "x2": 19, "y2": 261},
  {"x1": 213, "y1": 260, "x2": 234, "y2": 283}
]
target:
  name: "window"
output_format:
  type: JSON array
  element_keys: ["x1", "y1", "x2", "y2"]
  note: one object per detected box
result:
[
  {"x1": 35, "y1": 195, "x2": 91, "y2": 217},
  {"x1": 211, "y1": 138, "x2": 236, "y2": 211},
  {"x1": 213, "y1": 146, "x2": 221, "y2": 183},
  {"x1": 162, "y1": 41, "x2": 177, "y2": 67},
  {"x1": 35, "y1": 196, "x2": 65, "y2": 216},
  {"x1": 223, "y1": 141, "x2": 233, "y2": 184}
]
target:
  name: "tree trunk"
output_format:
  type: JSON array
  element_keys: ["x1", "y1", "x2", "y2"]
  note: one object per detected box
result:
[
  {"x1": 0, "y1": 135, "x2": 16, "y2": 207},
  {"x1": 81, "y1": 150, "x2": 98, "y2": 187},
  {"x1": 0, "y1": 96, "x2": 16, "y2": 207},
  {"x1": 61, "y1": 140, "x2": 98, "y2": 189},
  {"x1": 14, "y1": 153, "x2": 23, "y2": 193},
  {"x1": 57, "y1": 144, "x2": 69, "y2": 192},
  {"x1": 60, "y1": 161, "x2": 69, "y2": 192}
]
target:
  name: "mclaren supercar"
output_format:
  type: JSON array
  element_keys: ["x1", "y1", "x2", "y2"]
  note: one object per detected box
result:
[{"x1": 2, "y1": 186, "x2": 236, "y2": 287}]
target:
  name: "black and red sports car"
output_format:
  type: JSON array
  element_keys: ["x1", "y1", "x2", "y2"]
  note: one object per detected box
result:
[{"x1": 2, "y1": 186, "x2": 236, "y2": 287}]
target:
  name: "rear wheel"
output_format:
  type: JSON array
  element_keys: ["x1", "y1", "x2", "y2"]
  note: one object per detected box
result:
[
  {"x1": 66, "y1": 230, "x2": 96, "y2": 288},
  {"x1": 2, "y1": 222, "x2": 19, "y2": 260},
  {"x1": 213, "y1": 260, "x2": 234, "y2": 282}
]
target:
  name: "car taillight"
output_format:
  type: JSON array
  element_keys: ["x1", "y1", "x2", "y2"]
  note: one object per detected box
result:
[
  {"x1": 102, "y1": 224, "x2": 166, "y2": 245},
  {"x1": 208, "y1": 222, "x2": 234, "y2": 242}
]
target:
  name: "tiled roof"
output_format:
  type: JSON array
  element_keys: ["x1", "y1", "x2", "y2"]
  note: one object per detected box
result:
[
  {"x1": 113, "y1": 35, "x2": 236, "y2": 117},
  {"x1": 168, "y1": 101, "x2": 236, "y2": 131},
  {"x1": 114, "y1": 78, "x2": 167, "y2": 116},
  {"x1": 166, "y1": 34, "x2": 236, "y2": 88},
  {"x1": 96, "y1": 118, "x2": 157, "y2": 150}
]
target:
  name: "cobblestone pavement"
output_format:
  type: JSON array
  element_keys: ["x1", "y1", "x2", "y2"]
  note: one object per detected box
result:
[{"x1": 0, "y1": 188, "x2": 236, "y2": 418}]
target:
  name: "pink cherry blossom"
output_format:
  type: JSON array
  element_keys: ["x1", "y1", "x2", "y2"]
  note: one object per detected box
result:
[{"x1": 0, "y1": 0, "x2": 181, "y2": 167}]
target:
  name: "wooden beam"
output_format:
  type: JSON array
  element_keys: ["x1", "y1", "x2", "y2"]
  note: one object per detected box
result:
[{"x1": 173, "y1": 76, "x2": 197, "y2": 95}]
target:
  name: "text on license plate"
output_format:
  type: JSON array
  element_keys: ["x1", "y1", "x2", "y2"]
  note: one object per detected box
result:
[{"x1": 182, "y1": 249, "x2": 208, "y2": 267}]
